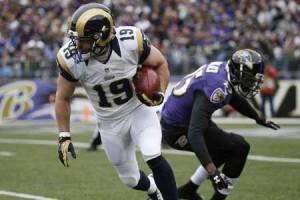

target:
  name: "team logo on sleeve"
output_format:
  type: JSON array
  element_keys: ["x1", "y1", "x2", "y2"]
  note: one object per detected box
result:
[{"x1": 210, "y1": 88, "x2": 226, "y2": 103}]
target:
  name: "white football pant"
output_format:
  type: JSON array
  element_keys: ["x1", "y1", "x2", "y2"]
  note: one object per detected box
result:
[{"x1": 98, "y1": 104, "x2": 162, "y2": 187}]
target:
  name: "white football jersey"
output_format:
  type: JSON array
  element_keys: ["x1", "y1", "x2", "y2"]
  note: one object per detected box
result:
[{"x1": 56, "y1": 26, "x2": 151, "y2": 120}]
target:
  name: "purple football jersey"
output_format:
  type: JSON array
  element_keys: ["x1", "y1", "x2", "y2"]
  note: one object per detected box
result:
[{"x1": 162, "y1": 61, "x2": 233, "y2": 128}]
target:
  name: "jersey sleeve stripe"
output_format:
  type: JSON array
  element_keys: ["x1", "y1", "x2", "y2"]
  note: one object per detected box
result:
[
  {"x1": 136, "y1": 28, "x2": 151, "y2": 64},
  {"x1": 136, "y1": 28, "x2": 144, "y2": 57},
  {"x1": 56, "y1": 52, "x2": 78, "y2": 82}
]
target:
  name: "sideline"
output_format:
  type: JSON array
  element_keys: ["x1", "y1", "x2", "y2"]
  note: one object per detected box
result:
[
  {"x1": 162, "y1": 149, "x2": 300, "y2": 163},
  {"x1": 1, "y1": 138, "x2": 300, "y2": 164},
  {"x1": 0, "y1": 190, "x2": 57, "y2": 200},
  {"x1": 1, "y1": 117, "x2": 299, "y2": 126},
  {"x1": 1, "y1": 119, "x2": 299, "y2": 139}
]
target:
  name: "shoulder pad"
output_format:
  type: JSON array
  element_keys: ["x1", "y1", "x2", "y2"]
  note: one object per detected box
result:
[
  {"x1": 115, "y1": 26, "x2": 139, "y2": 50},
  {"x1": 56, "y1": 42, "x2": 78, "y2": 82},
  {"x1": 204, "y1": 78, "x2": 232, "y2": 107},
  {"x1": 115, "y1": 26, "x2": 151, "y2": 64}
]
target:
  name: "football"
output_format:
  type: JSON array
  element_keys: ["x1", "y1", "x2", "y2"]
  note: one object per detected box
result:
[{"x1": 133, "y1": 67, "x2": 160, "y2": 98}]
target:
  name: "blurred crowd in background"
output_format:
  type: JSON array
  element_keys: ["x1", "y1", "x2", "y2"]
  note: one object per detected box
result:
[{"x1": 0, "y1": 0, "x2": 300, "y2": 80}]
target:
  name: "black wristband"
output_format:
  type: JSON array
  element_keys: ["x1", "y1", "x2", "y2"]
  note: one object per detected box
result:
[{"x1": 58, "y1": 136, "x2": 71, "y2": 143}]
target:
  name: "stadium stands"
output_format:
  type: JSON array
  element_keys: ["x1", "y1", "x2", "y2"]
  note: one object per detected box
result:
[{"x1": 0, "y1": 0, "x2": 299, "y2": 79}]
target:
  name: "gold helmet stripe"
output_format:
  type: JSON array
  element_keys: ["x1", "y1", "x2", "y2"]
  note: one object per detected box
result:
[{"x1": 76, "y1": 8, "x2": 114, "y2": 37}]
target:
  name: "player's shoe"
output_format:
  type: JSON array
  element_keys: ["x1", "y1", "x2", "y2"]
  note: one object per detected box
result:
[
  {"x1": 87, "y1": 143, "x2": 99, "y2": 151},
  {"x1": 147, "y1": 189, "x2": 163, "y2": 200},
  {"x1": 147, "y1": 174, "x2": 163, "y2": 200},
  {"x1": 87, "y1": 131, "x2": 102, "y2": 151},
  {"x1": 178, "y1": 186, "x2": 204, "y2": 200}
]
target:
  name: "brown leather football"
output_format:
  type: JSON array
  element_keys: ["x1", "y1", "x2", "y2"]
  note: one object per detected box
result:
[{"x1": 133, "y1": 67, "x2": 160, "y2": 98}]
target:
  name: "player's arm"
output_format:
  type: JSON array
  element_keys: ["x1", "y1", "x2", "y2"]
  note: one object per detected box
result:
[
  {"x1": 188, "y1": 90, "x2": 217, "y2": 174},
  {"x1": 135, "y1": 28, "x2": 169, "y2": 106},
  {"x1": 55, "y1": 75, "x2": 76, "y2": 132},
  {"x1": 229, "y1": 90, "x2": 280, "y2": 130},
  {"x1": 190, "y1": 90, "x2": 231, "y2": 190},
  {"x1": 229, "y1": 89, "x2": 258, "y2": 119},
  {"x1": 142, "y1": 45, "x2": 170, "y2": 94},
  {"x1": 56, "y1": 51, "x2": 78, "y2": 132},
  {"x1": 55, "y1": 74, "x2": 78, "y2": 167},
  {"x1": 135, "y1": 27, "x2": 169, "y2": 93},
  {"x1": 55, "y1": 51, "x2": 79, "y2": 167}
]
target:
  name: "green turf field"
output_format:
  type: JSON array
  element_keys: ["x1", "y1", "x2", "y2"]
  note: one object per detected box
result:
[{"x1": 0, "y1": 122, "x2": 299, "y2": 200}]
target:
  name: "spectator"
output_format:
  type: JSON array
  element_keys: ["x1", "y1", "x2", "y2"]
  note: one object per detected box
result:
[
  {"x1": 260, "y1": 62, "x2": 279, "y2": 117},
  {"x1": 1, "y1": 0, "x2": 300, "y2": 78}
]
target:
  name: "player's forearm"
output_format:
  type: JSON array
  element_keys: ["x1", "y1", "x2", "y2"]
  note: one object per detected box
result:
[
  {"x1": 145, "y1": 45, "x2": 170, "y2": 93},
  {"x1": 205, "y1": 163, "x2": 217, "y2": 175},
  {"x1": 188, "y1": 91, "x2": 216, "y2": 169},
  {"x1": 155, "y1": 61, "x2": 169, "y2": 93},
  {"x1": 230, "y1": 90, "x2": 258, "y2": 119},
  {"x1": 188, "y1": 132, "x2": 213, "y2": 166},
  {"x1": 55, "y1": 99, "x2": 71, "y2": 132}
]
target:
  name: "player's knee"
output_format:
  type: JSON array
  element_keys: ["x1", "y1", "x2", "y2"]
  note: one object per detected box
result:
[
  {"x1": 233, "y1": 133, "x2": 250, "y2": 156},
  {"x1": 239, "y1": 137, "x2": 250, "y2": 154},
  {"x1": 114, "y1": 162, "x2": 140, "y2": 188},
  {"x1": 138, "y1": 128, "x2": 162, "y2": 161},
  {"x1": 140, "y1": 142, "x2": 161, "y2": 162},
  {"x1": 242, "y1": 139, "x2": 250, "y2": 154},
  {"x1": 119, "y1": 175, "x2": 139, "y2": 188}
]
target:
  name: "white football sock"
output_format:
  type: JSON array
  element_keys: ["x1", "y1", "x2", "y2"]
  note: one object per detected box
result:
[
  {"x1": 190, "y1": 165, "x2": 209, "y2": 185},
  {"x1": 147, "y1": 174, "x2": 157, "y2": 194}
]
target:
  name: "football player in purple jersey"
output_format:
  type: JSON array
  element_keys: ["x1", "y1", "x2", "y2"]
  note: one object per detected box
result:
[{"x1": 160, "y1": 49, "x2": 280, "y2": 200}]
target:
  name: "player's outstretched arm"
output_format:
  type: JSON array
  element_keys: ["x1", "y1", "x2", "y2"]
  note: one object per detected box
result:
[
  {"x1": 55, "y1": 75, "x2": 77, "y2": 166},
  {"x1": 229, "y1": 90, "x2": 280, "y2": 130},
  {"x1": 255, "y1": 113, "x2": 281, "y2": 130}
]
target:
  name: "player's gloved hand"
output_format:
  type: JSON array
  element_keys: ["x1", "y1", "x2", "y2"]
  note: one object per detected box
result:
[
  {"x1": 58, "y1": 132, "x2": 76, "y2": 167},
  {"x1": 209, "y1": 170, "x2": 229, "y2": 192},
  {"x1": 136, "y1": 92, "x2": 164, "y2": 107},
  {"x1": 256, "y1": 114, "x2": 280, "y2": 130}
]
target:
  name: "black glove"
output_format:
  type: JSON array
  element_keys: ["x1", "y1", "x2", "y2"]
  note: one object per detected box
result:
[
  {"x1": 58, "y1": 132, "x2": 76, "y2": 167},
  {"x1": 136, "y1": 92, "x2": 164, "y2": 107},
  {"x1": 209, "y1": 170, "x2": 229, "y2": 191},
  {"x1": 256, "y1": 114, "x2": 280, "y2": 130}
]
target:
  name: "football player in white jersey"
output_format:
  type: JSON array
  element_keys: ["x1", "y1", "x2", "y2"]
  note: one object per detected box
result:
[{"x1": 55, "y1": 3, "x2": 178, "y2": 200}]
